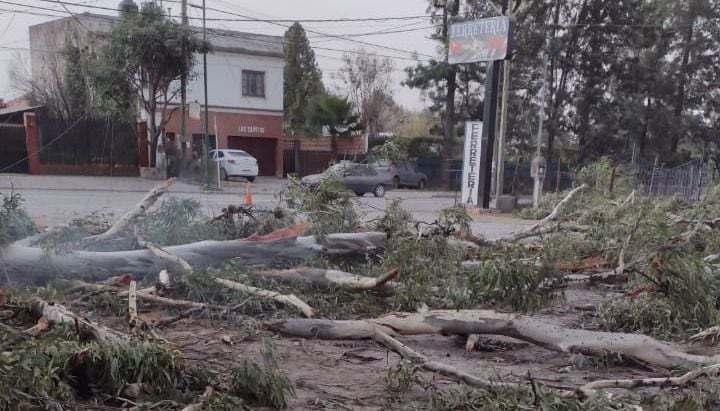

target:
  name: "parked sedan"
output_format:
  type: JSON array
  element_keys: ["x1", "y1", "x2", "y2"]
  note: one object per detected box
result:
[
  {"x1": 301, "y1": 163, "x2": 393, "y2": 197},
  {"x1": 210, "y1": 149, "x2": 259, "y2": 182},
  {"x1": 371, "y1": 160, "x2": 427, "y2": 189}
]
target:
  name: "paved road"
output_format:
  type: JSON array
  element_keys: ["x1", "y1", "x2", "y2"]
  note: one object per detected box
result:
[{"x1": 0, "y1": 174, "x2": 532, "y2": 240}]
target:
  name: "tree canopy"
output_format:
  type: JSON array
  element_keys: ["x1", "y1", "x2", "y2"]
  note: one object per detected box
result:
[
  {"x1": 305, "y1": 94, "x2": 362, "y2": 158},
  {"x1": 406, "y1": 0, "x2": 720, "y2": 168},
  {"x1": 283, "y1": 22, "x2": 325, "y2": 135},
  {"x1": 91, "y1": 3, "x2": 208, "y2": 166}
]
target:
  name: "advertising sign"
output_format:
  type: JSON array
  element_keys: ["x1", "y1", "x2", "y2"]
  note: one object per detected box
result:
[
  {"x1": 461, "y1": 121, "x2": 483, "y2": 206},
  {"x1": 449, "y1": 16, "x2": 513, "y2": 64}
]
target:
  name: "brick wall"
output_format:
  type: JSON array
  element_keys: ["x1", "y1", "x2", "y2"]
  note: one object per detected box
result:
[{"x1": 284, "y1": 135, "x2": 365, "y2": 154}]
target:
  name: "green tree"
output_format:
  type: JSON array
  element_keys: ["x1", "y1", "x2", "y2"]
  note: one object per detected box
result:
[
  {"x1": 283, "y1": 22, "x2": 324, "y2": 135},
  {"x1": 305, "y1": 94, "x2": 362, "y2": 158},
  {"x1": 61, "y1": 36, "x2": 90, "y2": 120},
  {"x1": 91, "y1": 3, "x2": 207, "y2": 166}
]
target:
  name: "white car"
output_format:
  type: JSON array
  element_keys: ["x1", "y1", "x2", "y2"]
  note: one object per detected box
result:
[{"x1": 210, "y1": 149, "x2": 259, "y2": 182}]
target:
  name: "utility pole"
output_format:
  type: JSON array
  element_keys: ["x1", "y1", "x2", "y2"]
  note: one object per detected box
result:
[
  {"x1": 436, "y1": 0, "x2": 458, "y2": 190},
  {"x1": 202, "y1": 0, "x2": 210, "y2": 189},
  {"x1": 180, "y1": 0, "x2": 188, "y2": 161},
  {"x1": 532, "y1": 53, "x2": 549, "y2": 208}
]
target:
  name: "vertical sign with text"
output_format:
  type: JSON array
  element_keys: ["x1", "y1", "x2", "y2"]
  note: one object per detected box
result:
[{"x1": 461, "y1": 121, "x2": 483, "y2": 206}]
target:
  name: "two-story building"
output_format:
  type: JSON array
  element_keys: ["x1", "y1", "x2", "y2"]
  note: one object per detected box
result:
[{"x1": 29, "y1": 3, "x2": 285, "y2": 176}]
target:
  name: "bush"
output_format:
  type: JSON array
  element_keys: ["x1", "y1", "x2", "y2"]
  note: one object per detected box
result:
[{"x1": 0, "y1": 192, "x2": 37, "y2": 245}]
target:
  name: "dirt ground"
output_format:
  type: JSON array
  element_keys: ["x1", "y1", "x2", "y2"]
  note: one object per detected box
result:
[{"x1": 72, "y1": 284, "x2": 671, "y2": 411}]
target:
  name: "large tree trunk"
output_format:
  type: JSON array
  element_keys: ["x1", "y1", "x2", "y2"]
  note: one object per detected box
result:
[
  {"x1": 268, "y1": 310, "x2": 720, "y2": 369},
  {"x1": 1, "y1": 232, "x2": 385, "y2": 284}
]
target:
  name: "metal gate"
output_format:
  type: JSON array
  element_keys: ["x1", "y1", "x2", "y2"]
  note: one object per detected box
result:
[
  {"x1": 0, "y1": 123, "x2": 28, "y2": 173},
  {"x1": 633, "y1": 157, "x2": 706, "y2": 202}
]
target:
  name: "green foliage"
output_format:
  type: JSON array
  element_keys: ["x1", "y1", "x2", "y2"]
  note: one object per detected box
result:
[
  {"x1": 373, "y1": 199, "x2": 413, "y2": 237},
  {"x1": 371, "y1": 138, "x2": 409, "y2": 163},
  {"x1": 466, "y1": 248, "x2": 560, "y2": 313},
  {"x1": 429, "y1": 386, "x2": 622, "y2": 411},
  {"x1": 61, "y1": 35, "x2": 90, "y2": 120},
  {"x1": 138, "y1": 197, "x2": 282, "y2": 246},
  {"x1": 283, "y1": 22, "x2": 325, "y2": 134},
  {"x1": 229, "y1": 340, "x2": 295, "y2": 409},
  {"x1": 285, "y1": 176, "x2": 359, "y2": 237},
  {"x1": 0, "y1": 192, "x2": 37, "y2": 246},
  {"x1": 385, "y1": 359, "x2": 422, "y2": 395},
  {"x1": 598, "y1": 253, "x2": 720, "y2": 339},
  {"x1": 304, "y1": 94, "x2": 363, "y2": 156},
  {"x1": 575, "y1": 157, "x2": 635, "y2": 195},
  {"x1": 91, "y1": 3, "x2": 209, "y2": 149},
  {"x1": 0, "y1": 332, "x2": 182, "y2": 408}
]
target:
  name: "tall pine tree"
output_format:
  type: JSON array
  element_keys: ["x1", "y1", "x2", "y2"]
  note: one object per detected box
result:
[{"x1": 283, "y1": 23, "x2": 325, "y2": 135}]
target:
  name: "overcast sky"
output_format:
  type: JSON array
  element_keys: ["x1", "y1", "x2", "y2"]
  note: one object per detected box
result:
[{"x1": 0, "y1": 0, "x2": 440, "y2": 110}]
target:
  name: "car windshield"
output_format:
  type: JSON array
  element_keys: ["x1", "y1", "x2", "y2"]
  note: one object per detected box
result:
[
  {"x1": 324, "y1": 163, "x2": 351, "y2": 175},
  {"x1": 227, "y1": 151, "x2": 249, "y2": 157}
]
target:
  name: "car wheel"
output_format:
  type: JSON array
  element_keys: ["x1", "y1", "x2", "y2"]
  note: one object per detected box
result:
[
  {"x1": 220, "y1": 168, "x2": 229, "y2": 181},
  {"x1": 392, "y1": 176, "x2": 400, "y2": 189},
  {"x1": 246, "y1": 176, "x2": 256, "y2": 183},
  {"x1": 373, "y1": 184, "x2": 386, "y2": 198},
  {"x1": 355, "y1": 191, "x2": 364, "y2": 197},
  {"x1": 417, "y1": 179, "x2": 426, "y2": 190}
]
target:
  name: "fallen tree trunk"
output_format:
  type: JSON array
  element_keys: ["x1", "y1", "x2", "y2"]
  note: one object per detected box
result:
[
  {"x1": 253, "y1": 267, "x2": 399, "y2": 292},
  {"x1": 268, "y1": 310, "x2": 720, "y2": 369},
  {"x1": 216, "y1": 278, "x2": 315, "y2": 317},
  {"x1": 84, "y1": 178, "x2": 175, "y2": 244},
  {"x1": 28, "y1": 297, "x2": 126, "y2": 342},
  {"x1": 0, "y1": 232, "x2": 386, "y2": 284}
]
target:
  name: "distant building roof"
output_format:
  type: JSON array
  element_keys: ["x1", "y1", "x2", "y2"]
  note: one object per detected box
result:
[
  {"x1": 30, "y1": 12, "x2": 283, "y2": 58},
  {"x1": 0, "y1": 105, "x2": 41, "y2": 117}
]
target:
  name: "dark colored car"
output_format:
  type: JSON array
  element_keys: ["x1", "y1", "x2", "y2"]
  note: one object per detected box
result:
[
  {"x1": 301, "y1": 163, "x2": 393, "y2": 197},
  {"x1": 371, "y1": 160, "x2": 427, "y2": 189}
]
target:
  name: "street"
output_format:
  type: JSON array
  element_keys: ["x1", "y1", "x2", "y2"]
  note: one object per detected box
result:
[{"x1": 0, "y1": 174, "x2": 533, "y2": 240}]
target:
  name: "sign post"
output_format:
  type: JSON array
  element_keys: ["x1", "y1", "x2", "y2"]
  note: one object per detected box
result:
[
  {"x1": 461, "y1": 121, "x2": 483, "y2": 206},
  {"x1": 449, "y1": 16, "x2": 513, "y2": 209}
]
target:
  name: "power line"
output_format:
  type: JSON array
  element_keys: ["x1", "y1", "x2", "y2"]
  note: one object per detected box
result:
[
  {"x1": 31, "y1": 0, "x2": 432, "y2": 23},
  {"x1": 177, "y1": 0, "x2": 435, "y2": 59},
  {"x1": 4, "y1": 1, "x2": 432, "y2": 62}
]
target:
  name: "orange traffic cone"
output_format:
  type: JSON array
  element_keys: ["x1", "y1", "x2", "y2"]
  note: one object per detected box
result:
[{"x1": 244, "y1": 181, "x2": 253, "y2": 205}]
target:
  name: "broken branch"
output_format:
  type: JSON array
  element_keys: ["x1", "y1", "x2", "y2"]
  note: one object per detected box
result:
[
  {"x1": 28, "y1": 297, "x2": 126, "y2": 342},
  {"x1": 215, "y1": 278, "x2": 315, "y2": 317},
  {"x1": 578, "y1": 363, "x2": 720, "y2": 397},
  {"x1": 143, "y1": 242, "x2": 192, "y2": 272},
  {"x1": 85, "y1": 178, "x2": 175, "y2": 243},
  {"x1": 528, "y1": 184, "x2": 588, "y2": 231}
]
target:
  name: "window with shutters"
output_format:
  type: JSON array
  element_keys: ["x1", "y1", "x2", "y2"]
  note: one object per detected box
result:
[{"x1": 242, "y1": 70, "x2": 265, "y2": 98}]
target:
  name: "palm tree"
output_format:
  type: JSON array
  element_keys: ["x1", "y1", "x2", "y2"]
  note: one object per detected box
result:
[{"x1": 305, "y1": 94, "x2": 362, "y2": 159}]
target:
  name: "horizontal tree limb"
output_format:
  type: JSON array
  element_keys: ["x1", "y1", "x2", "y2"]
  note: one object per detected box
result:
[
  {"x1": 216, "y1": 278, "x2": 315, "y2": 317},
  {"x1": 28, "y1": 297, "x2": 126, "y2": 343},
  {"x1": 268, "y1": 310, "x2": 720, "y2": 369},
  {"x1": 253, "y1": 267, "x2": 399, "y2": 292}
]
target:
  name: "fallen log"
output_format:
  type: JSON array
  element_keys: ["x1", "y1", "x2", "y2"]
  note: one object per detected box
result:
[
  {"x1": 28, "y1": 297, "x2": 126, "y2": 342},
  {"x1": 268, "y1": 310, "x2": 720, "y2": 369},
  {"x1": 253, "y1": 267, "x2": 399, "y2": 292},
  {"x1": 0, "y1": 232, "x2": 386, "y2": 284},
  {"x1": 216, "y1": 278, "x2": 315, "y2": 318},
  {"x1": 83, "y1": 179, "x2": 175, "y2": 244}
]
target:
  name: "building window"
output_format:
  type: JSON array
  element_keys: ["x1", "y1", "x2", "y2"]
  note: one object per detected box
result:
[{"x1": 242, "y1": 70, "x2": 265, "y2": 98}]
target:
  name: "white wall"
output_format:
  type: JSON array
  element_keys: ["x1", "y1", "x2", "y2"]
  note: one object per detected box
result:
[{"x1": 184, "y1": 51, "x2": 283, "y2": 111}]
